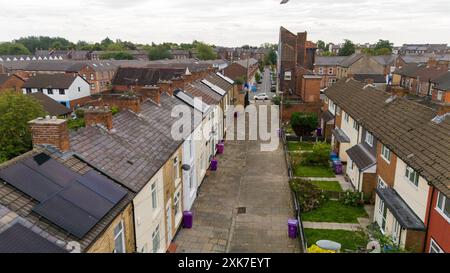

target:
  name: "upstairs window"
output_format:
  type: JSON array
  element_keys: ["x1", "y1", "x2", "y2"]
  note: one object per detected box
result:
[
  {"x1": 152, "y1": 225, "x2": 160, "y2": 253},
  {"x1": 318, "y1": 67, "x2": 323, "y2": 75},
  {"x1": 365, "y1": 132, "x2": 374, "y2": 147},
  {"x1": 436, "y1": 192, "x2": 450, "y2": 221},
  {"x1": 344, "y1": 112, "x2": 349, "y2": 123},
  {"x1": 47, "y1": 88, "x2": 53, "y2": 95},
  {"x1": 353, "y1": 120, "x2": 360, "y2": 131},
  {"x1": 381, "y1": 144, "x2": 391, "y2": 163},
  {"x1": 25, "y1": 88, "x2": 32, "y2": 94},
  {"x1": 437, "y1": 91, "x2": 444, "y2": 101},
  {"x1": 59, "y1": 89, "x2": 65, "y2": 95},
  {"x1": 151, "y1": 182, "x2": 157, "y2": 209},
  {"x1": 328, "y1": 67, "x2": 333, "y2": 75},
  {"x1": 113, "y1": 221, "x2": 125, "y2": 253},
  {"x1": 173, "y1": 157, "x2": 180, "y2": 181},
  {"x1": 405, "y1": 166, "x2": 419, "y2": 187}
]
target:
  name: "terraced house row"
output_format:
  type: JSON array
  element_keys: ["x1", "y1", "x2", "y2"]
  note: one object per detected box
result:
[
  {"x1": 0, "y1": 68, "x2": 236, "y2": 253},
  {"x1": 321, "y1": 79, "x2": 450, "y2": 253}
]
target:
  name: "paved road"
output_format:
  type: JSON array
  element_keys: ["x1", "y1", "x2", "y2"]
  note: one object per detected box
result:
[
  {"x1": 174, "y1": 104, "x2": 299, "y2": 253},
  {"x1": 251, "y1": 67, "x2": 274, "y2": 102}
]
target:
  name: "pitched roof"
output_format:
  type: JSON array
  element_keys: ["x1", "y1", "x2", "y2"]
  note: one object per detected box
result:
[
  {"x1": 23, "y1": 74, "x2": 79, "y2": 89},
  {"x1": 353, "y1": 74, "x2": 386, "y2": 83},
  {"x1": 314, "y1": 56, "x2": 347, "y2": 66},
  {"x1": 236, "y1": 58, "x2": 258, "y2": 68},
  {"x1": 112, "y1": 67, "x2": 184, "y2": 86},
  {"x1": 340, "y1": 54, "x2": 363, "y2": 67},
  {"x1": 346, "y1": 144, "x2": 376, "y2": 171},
  {"x1": 324, "y1": 79, "x2": 450, "y2": 197},
  {"x1": 0, "y1": 148, "x2": 135, "y2": 252},
  {"x1": 432, "y1": 71, "x2": 450, "y2": 90},
  {"x1": 394, "y1": 63, "x2": 422, "y2": 77},
  {"x1": 27, "y1": 92, "x2": 72, "y2": 116},
  {"x1": 372, "y1": 55, "x2": 396, "y2": 66},
  {"x1": 70, "y1": 94, "x2": 195, "y2": 193},
  {"x1": 23, "y1": 61, "x2": 87, "y2": 72}
]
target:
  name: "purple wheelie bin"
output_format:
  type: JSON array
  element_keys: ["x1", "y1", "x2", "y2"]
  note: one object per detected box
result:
[
  {"x1": 288, "y1": 218, "x2": 299, "y2": 239},
  {"x1": 183, "y1": 211, "x2": 193, "y2": 229}
]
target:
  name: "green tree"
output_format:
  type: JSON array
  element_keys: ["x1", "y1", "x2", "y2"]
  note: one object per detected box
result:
[
  {"x1": 321, "y1": 51, "x2": 336, "y2": 56},
  {"x1": 0, "y1": 92, "x2": 46, "y2": 162},
  {"x1": 195, "y1": 42, "x2": 216, "y2": 60},
  {"x1": 264, "y1": 49, "x2": 277, "y2": 66},
  {"x1": 339, "y1": 39, "x2": 356, "y2": 56},
  {"x1": 147, "y1": 45, "x2": 171, "y2": 60},
  {"x1": 106, "y1": 43, "x2": 125, "y2": 51},
  {"x1": 51, "y1": 41, "x2": 64, "y2": 49},
  {"x1": 15, "y1": 36, "x2": 73, "y2": 52},
  {"x1": 100, "y1": 51, "x2": 133, "y2": 60},
  {"x1": 290, "y1": 112, "x2": 318, "y2": 137},
  {"x1": 100, "y1": 37, "x2": 114, "y2": 49},
  {"x1": 0, "y1": 42, "x2": 31, "y2": 55},
  {"x1": 374, "y1": 39, "x2": 393, "y2": 52},
  {"x1": 317, "y1": 40, "x2": 327, "y2": 52}
]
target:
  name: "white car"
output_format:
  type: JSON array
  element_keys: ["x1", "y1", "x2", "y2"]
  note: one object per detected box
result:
[{"x1": 254, "y1": 93, "x2": 269, "y2": 101}]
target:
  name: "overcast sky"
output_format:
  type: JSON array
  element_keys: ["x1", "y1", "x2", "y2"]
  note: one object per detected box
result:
[{"x1": 1, "y1": 0, "x2": 449, "y2": 46}]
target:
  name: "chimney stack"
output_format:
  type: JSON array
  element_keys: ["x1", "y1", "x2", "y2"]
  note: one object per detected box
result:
[
  {"x1": 437, "y1": 105, "x2": 450, "y2": 116},
  {"x1": 28, "y1": 116, "x2": 70, "y2": 152},
  {"x1": 364, "y1": 78, "x2": 374, "y2": 85},
  {"x1": 171, "y1": 77, "x2": 185, "y2": 93},
  {"x1": 84, "y1": 106, "x2": 113, "y2": 130},
  {"x1": 140, "y1": 86, "x2": 161, "y2": 105},
  {"x1": 159, "y1": 80, "x2": 173, "y2": 96}
]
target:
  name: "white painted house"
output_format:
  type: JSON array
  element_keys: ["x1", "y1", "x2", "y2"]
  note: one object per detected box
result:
[{"x1": 22, "y1": 74, "x2": 90, "y2": 109}]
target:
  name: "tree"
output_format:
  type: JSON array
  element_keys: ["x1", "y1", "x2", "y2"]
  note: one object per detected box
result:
[
  {"x1": 317, "y1": 40, "x2": 327, "y2": 52},
  {"x1": 321, "y1": 51, "x2": 336, "y2": 56},
  {"x1": 339, "y1": 39, "x2": 356, "y2": 56},
  {"x1": 100, "y1": 51, "x2": 133, "y2": 60},
  {"x1": 290, "y1": 112, "x2": 318, "y2": 137},
  {"x1": 147, "y1": 45, "x2": 171, "y2": 60},
  {"x1": 0, "y1": 42, "x2": 31, "y2": 55},
  {"x1": 195, "y1": 42, "x2": 217, "y2": 60},
  {"x1": 106, "y1": 43, "x2": 125, "y2": 51},
  {"x1": 0, "y1": 92, "x2": 46, "y2": 162},
  {"x1": 264, "y1": 49, "x2": 277, "y2": 66},
  {"x1": 374, "y1": 39, "x2": 393, "y2": 52},
  {"x1": 15, "y1": 36, "x2": 73, "y2": 52},
  {"x1": 100, "y1": 37, "x2": 114, "y2": 49},
  {"x1": 51, "y1": 41, "x2": 64, "y2": 50}
]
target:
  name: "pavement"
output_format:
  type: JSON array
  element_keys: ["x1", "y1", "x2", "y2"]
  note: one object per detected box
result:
[
  {"x1": 174, "y1": 102, "x2": 300, "y2": 253},
  {"x1": 250, "y1": 67, "x2": 275, "y2": 102}
]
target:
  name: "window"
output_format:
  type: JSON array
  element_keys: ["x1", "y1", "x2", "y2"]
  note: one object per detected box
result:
[
  {"x1": 436, "y1": 192, "x2": 450, "y2": 221},
  {"x1": 348, "y1": 159, "x2": 354, "y2": 171},
  {"x1": 47, "y1": 88, "x2": 53, "y2": 95},
  {"x1": 173, "y1": 157, "x2": 180, "y2": 181},
  {"x1": 392, "y1": 219, "x2": 400, "y2": 244},
  {"x1": 78, "y1": 87, "x2": 81, "y2": 92},
  {"x1": 151, "y1": 182, "x2": 157, "y2": 209},
  {"x1": 378, "y1": 199, "x2": 387, "y2": 232},
  {"x1": 429, "y1": 239, "x2": 444, "y2": 253},
  {"x1": 174, "y1": 191, "x2": 181, "y2": 217},
  {"x1": 59, "y1": 89, "x2": 65, "y2": 95},
  {"x1": 91, "y1": 84, "x2": 95, "y2": 90},
  {"x1": 381, "y1": 144, "x2": 391, "y2": 163},
  {"x1": 152, "y1": 225, "x2": 160, "y2": 253},
  {"x1": 328, "y1": 100, "x2": 336, "y2": 113},
  {"x1": 25, "y1": 88, "x2": 32, "y2": 94},
  {"x1": 82, "y1": 74, "x2": 86, "y2": 79},
  {"x1": 318, "y1": 67, "x2": 323, "y2": 75},
  {"x1": 113, "y1": 221, "x2": 125, "y2": 253},
  {"x1": 405, "y1": 166, "x2": 419, "y2": 187},
  {"x1": 365, "y1": 132, "x2": 374, "y2": 147},
  {"x1": 284, "y1": 71, "x2": 291, "y2": 81},
  {"x1": 90, "y1": 73, "x2": 94, "y2": 80},
  {"x1": 353, "y1": 120, "x2": 360, "y2": 131},
  {"x1": 38, "y1": 88, "x2": 43, "y2": 93},
  {"x1": 328, "y1": 67, "x2": 333, "y2": 75},
  {"x1": 344, "y1": 113, "x2": 349, "y2": 123},
  {"x1": 437, "y1": 91, "x2": 444, "y2": 101},
  {"x1": 377, "y1": 176, "x2": 387, "y2": 189}
]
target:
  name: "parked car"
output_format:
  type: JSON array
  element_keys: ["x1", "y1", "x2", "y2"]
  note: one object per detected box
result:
[
  {"x1": 254, "y1": 93, "x2": 269, "y2": 101},
  {"x1": 271, "y1": 86, "x2": 276, "y2": 92}
]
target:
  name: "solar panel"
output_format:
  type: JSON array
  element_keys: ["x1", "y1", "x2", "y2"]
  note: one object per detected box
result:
[
  {"x1": 0, "y1": 223, "x2": 68, "y2": 253},
  {"x1": 0, "y1": 163, "x2": 62, "y2": 202},
  {"x1": 33, "y1": 195, "x2": 98, "y2": 239},
  {"x1": 33, "y1": 153, "x2": 50, "y2": 165},
  {"x1": 216, "y1": 72, "x2": 234, "y2": 84},
  {"x1": 78, "y1": 170, "x2": 127, "y2": 204},
  {"x1": 23, "y1": 156, "x2": 78, "y2": 187}
]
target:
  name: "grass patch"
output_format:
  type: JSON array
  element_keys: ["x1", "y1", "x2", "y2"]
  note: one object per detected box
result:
[
  {"x1": 302, "y1": 200, "x2": 368, "y2": 223},
  {"x1": 305, "y1": 229, "x2": 369, "y2": 251},
  {"x1": 309, "y1": 180, "x2": 343, "y2": 192},
  {"x1": 294, "y1": 165, "x2": 335, "y2": 178},
  {"x1": 287, "y1": 141, "x2": 314, "y2": 151}
]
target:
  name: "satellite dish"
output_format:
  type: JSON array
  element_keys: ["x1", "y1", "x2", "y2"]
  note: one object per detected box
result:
[{"x1": 367, "y1": 241, "x2": 381, "y2": 253}]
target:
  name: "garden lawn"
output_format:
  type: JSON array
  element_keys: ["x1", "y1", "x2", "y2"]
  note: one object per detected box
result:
[
  {"x1": 294, "y1": 165, "x2": 335, "y2": 178},
  {"x1": 287, "y1": 141, "x2": 314, "y2": 151},
  {"x1": 302, "y1": 200, "x2": 368, "y2": 223},
  {"x1": 309, "y1": 180, "x2": 343, "y2": 192},
  {"x1": 305, "y1": 229, "x2": 369, "y2": 251}
]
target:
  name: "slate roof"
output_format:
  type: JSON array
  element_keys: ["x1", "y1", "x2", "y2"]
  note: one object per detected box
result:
[
  {"x1": 28, "y1": 92, "x2": 72, "y2": 116},
  {"x1": 324, "y1": 79, "x2": 450, "y2": 197},
  {"x1": 236, "y1": 58, "x2": 259, "y2": 68},
  {"x1": 346, "y1": 144, "x2": 376, "y2": 171},
  {"x1": 314, "y1": 56, "x2": 347, "y2": 66},
  {"x1": 23, "y1": 61, "x2": 87, "y2": 72},
  {"x1": 353, "y1": 74, "x2": 386, "y2": 83},
  {"x1": 112, "y1": 67, "x2": 184, "y2": 86},
  {"x1": 372, "y1": 55, "x2": 396, "y2": 66},
  {"x1": 321, "y1": 110, "x2": 334, "y2": 123},
  {"x1": 0, "y1": 147, "x2": 135, "y2": 252},
  {"x1": 23, "y1": 74, "x2": 79, "y2": 89},
  {"x1": 339, "y1": 54, "x2": 363, "y2": 67},
  {"x1": 394, "y1": 63, "x2": 422, "y2": 78},
  {"x1": 203, "y1": 73, "x2": 233, "y2": 92},
  {"x1": 70, "y1": 93, "x2": 198, "y2": 193},
  {"x1": 375, "y1": 187, "x2": 426, "y2": 230},
  {"x1": 432, "y1": 71, "x2": 450, "y2": 90}
]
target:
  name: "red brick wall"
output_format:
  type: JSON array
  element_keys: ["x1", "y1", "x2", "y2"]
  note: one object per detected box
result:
[
  {"x1": 0, "y1": 75, "x2": 25, "y2": 93},
  {"x1": 281, "y1": 101, "x2": 321, "y2": 122},
  {"x1": 85, "y1": 109, "x2": 113, "y2": 130},
  {"x1": 302, "y1": 78, "x2": 321, "y2": 103},
  {"x1": 29, "y1": 118, "x2": 70, "y2": 152},
  {"x1": 425, "y1": 188, "x2": 450, "y2": 253},
  {"x1": 405, "y1": 230, "x2": 426, "y2": 253},
  {"x1": 69, "y1": 96, "x2": 93, "y2": 109}
]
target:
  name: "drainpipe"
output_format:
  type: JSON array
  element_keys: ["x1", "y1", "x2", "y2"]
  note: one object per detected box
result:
[{"x1": 422, "y1": 186, "x2": 435, "y2": 253}]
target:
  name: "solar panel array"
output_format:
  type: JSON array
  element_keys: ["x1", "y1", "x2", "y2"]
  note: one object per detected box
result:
[
  {"x1": 216, "y1": 72, "x2": 234, "y2": 84},
  {"x1": 0, "y1": 153, "x2": 127, "y2": 239},
  {"x1": 201, "y1": 79, "x2": 226, "y2": 96},
  {"x1": 174, "y1": 89, "x2": 211, "y2": 114}
]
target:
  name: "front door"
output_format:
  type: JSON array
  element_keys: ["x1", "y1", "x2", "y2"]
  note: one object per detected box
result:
[{"x1": 166, "y1": 201, "x2": 172, "y2": 243}]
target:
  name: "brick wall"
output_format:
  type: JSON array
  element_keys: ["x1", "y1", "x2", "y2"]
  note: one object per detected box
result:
[
  {"x1": 281, "y1": 101, "x2": 321, "y2": 122},
  {"x1": 28, "y1": 117, "x2": 70, "y2": 152},
  {"x1": 84, "y1": 108, "x2": 113, "y2": 130},
  {"x1": 376, "y1": 142, "x2": 397, "y2": 186},
  {"x1": 89, "y1": 94, "x2": 141, "y2": 113},
  {"x1": 362, "y1": 173, "x2": 377, "y2": 202},
  {"x1": 425, "y1": 188, "x2": 450, "y2": 253},
  {"x1": 0, "y1": 75, "x2": 25, "y2": 93},
  {"x1": 405, "y1": 229, "x2": 426, "y2": 253},
  {"x1": 87, "y1": 203, "x2": 136, "y2": 253}
]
